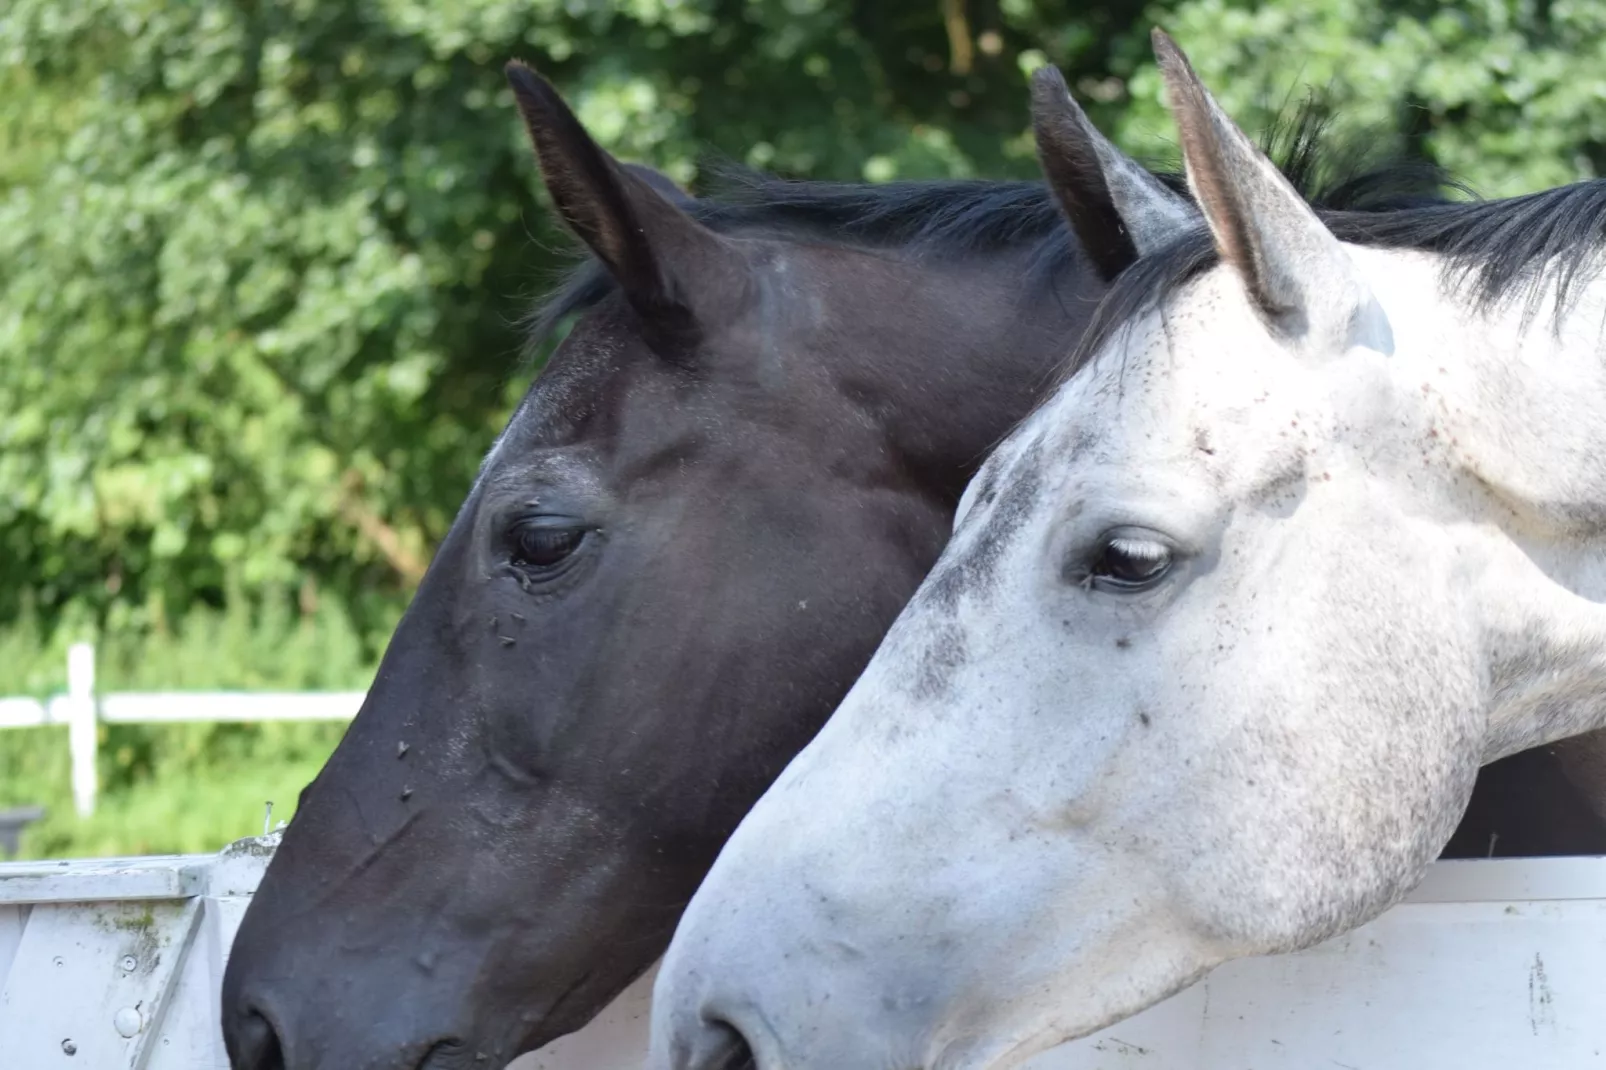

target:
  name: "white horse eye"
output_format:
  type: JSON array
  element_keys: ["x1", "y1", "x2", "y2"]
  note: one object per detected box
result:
[{"x1": 1085, "y1": 533, "x2": 1174, "y2": 592}]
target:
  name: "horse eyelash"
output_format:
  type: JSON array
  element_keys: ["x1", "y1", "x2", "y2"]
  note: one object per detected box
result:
[{"x1": 1107, "y1": 536, "x2": 1169, "y2": 561}]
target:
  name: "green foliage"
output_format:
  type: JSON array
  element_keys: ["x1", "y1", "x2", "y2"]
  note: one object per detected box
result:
[
  {"x1": 1, "y1": 720, "x2": 344, "y2": 858},
  {"x1": 0, "y1": 0, "x2": 1139, "y2": 663},
  {"x1": 0, "y1": 581, "x2": 383, "y2": 696},
  {"x1": 1114, "y1": 0, "x2": 1606, "y2": 197},
  {"x1": 0, "y1": 591, "x2": 374, "y2": 859},
  {"x1": 1, "y1": 0, "x2": 1602, "y2": 858}
]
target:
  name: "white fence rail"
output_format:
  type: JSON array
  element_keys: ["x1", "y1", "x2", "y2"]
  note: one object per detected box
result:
[{"x1": 0, "y1": 643, "x2": 363, "y2": 817}]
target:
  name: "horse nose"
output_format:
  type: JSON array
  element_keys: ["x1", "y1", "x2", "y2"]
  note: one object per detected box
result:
[
  {"x1": 651, "y1": 1011, "x2": 760, "y2": 1070},
  {"x1": 226, "y1": 1007, "x2": 285, "y2": 1070}
]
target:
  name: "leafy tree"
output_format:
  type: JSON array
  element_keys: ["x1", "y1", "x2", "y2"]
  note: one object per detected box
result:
[
  {"x1": 0, "y1": 0, "x2": 1140, "y2": 671},
  {"x1": 1112, "y1": 0, "x2": 1606, "y2": 196},
  {"x1": 2, "y1": 0, "x2": 1602, "y2": 693}
]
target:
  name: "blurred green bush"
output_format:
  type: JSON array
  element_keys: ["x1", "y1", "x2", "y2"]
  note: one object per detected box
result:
[
  {"x1": 0, "y1": 587, "x2": 378, "y2": 858},
  {"x1": 3, "y1": 0, "x2": 1603, "y2": 858}
]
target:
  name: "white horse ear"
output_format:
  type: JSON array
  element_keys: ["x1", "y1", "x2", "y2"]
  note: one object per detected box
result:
[
  {"x1": 1151, "y1": 30, "x2": 1386, "y2": 349},
  {"x1": 1031, "y1": 65, "x2": 1198, "y2": 281}
]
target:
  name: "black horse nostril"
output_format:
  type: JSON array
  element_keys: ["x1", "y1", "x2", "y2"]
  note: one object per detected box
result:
[{"x1": 228, "y1": 1009, "x2": 286, "y2": 1070}]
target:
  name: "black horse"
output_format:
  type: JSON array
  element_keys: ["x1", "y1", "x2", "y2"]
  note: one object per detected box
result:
[{"x1": 222, "y1": 63, "x2": 1606, "y2": 1070}]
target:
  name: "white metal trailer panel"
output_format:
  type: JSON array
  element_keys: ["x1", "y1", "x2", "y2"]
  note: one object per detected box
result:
[{"x1": 1, "y1": 839, "x2": 1603, "y2": 1068}]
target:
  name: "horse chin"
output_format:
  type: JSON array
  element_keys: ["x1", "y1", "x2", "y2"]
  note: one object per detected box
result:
[
  {"x1": 415, "y1": 1040, "x2": 468, "y2": 1070},
  {"x1": 421, "y1": 1028, "x2": 559, "y2": 1070}
]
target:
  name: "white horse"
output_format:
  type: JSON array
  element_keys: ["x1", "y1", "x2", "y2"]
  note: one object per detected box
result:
[{"x1": 645, "y1": 30, "x2": 1606, "y2": 1070}]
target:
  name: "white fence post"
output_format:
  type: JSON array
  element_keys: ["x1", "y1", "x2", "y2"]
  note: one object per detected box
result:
[{"x1": 66, "y1": 642, "x2": 97, "y2": 818}]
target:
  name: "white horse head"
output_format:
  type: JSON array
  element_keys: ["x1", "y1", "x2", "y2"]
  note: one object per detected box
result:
[{"x1": 647, "y1": 31, "x2": 1606, "y2": 1070}]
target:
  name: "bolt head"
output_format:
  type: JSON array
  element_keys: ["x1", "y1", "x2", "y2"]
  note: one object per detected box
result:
[
  {"x1": 120, "y1": 955, "x2": 137, "y2": 971},
  {"x1": 114, "y1": 1006, "x2": 143, "y2": 1038}
]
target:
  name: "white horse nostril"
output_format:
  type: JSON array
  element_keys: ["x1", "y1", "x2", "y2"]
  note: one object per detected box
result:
[{"x1": 687, "y1": 1017, "x2": 756, "y2": 1070}]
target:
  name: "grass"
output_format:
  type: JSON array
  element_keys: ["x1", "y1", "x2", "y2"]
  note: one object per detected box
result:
[
  {"x1": 0, "y1": 722, "x2": 348, "y2": 858},
  {"x1": 0, "y1": 589, "x2": 393, "y2": 860}
]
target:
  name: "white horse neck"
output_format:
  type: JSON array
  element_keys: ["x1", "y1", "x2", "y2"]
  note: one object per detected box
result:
[{"x1": 1359, "y1": 243, "x2": 1606, "y2": 759}]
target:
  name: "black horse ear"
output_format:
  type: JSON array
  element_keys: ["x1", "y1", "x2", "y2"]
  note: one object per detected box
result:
[
  {"x1": 1030, "y1": 65, "x2": 1198, "y2": 281},
  {"x1": 506, "y1": 61, "x2": 743, "y2": 331},
  {"x1": 621, "y1": 163, "x2": 698, "y2": 210}
]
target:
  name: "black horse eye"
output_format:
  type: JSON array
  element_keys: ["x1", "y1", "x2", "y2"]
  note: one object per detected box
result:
[
  {"x1": 1087, "y1": 534, "x2": 1173, "y2": 592},
  {"x1": 510, "y1": 521, "x2": 586, "y2": 569}
]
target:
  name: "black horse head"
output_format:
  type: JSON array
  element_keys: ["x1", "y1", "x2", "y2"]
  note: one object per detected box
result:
[{"x1": 221, "y1": 63, "x2": 1103, "y2": 1070}]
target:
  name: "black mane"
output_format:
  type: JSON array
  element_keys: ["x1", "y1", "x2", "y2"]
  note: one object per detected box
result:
[
  {"x1": 523, "y1": 98, "x2": 1456, "y2": 355},
  {"x1": 1069, "y1": 168, "x2": 1606, "y2": 378},
  {"x1": 521, "y1": 174, "x2": 1073, "y2": 349}
]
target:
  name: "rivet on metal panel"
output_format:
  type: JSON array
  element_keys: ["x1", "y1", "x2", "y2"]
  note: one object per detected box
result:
[
  {"x1": 61, "y1": 1039, "x2": 77, "y2": 1055},
  {"x1": 120, "y1": 955, "x2": 137, "y2": 971},
  {"x1": 114, "y1": 1007, "x2": 144, "y2": 1037}
]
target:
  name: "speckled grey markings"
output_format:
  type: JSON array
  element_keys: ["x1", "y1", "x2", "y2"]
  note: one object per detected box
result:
[
  {"x1": 921, "y1": 436, "x2": 1048, "y2": 614},
  {"x1": 908, "y1": 622, "x2": 970, "y2": 702}
]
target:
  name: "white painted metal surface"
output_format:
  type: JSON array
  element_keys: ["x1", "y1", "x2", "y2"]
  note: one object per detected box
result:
[
  {"x1": 0, "y1": 856, "x2": 210, "y2": 904},
  {"x1": 0, "y1": 836, "x2": 274, "y2": 1070},
  {"x1": 0, "y1": 843, "x2": 1602, "y2": 1068},
  {"x1": 526, "y1": 860, "x2": 1606, "y2": 1070}
]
